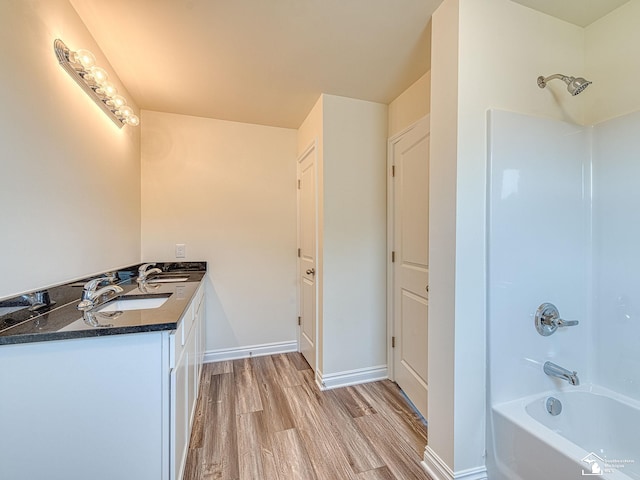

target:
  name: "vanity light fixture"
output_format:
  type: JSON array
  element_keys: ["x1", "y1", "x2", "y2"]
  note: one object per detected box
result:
[{"x1": 54, "y1": 39, "x2": 139, "y2": 128}]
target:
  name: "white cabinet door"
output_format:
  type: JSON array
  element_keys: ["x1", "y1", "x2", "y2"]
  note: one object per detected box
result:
[
  {"x1": 186, "y1": 321, "x2": 198, "y2": 427},
  {"x1": 195, "y1": 289, "x2": 206, "y2": 384},
  {"x1": 171, "y1": 349, "x2": 188, "y2": 480}
]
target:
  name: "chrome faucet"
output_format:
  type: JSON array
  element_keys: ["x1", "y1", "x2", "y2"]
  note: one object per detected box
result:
[
  {"x1": 77, "y1": 277, "x2": 123, "y2": 311},
  {"x1": 137, "y1": 263, "x2": 162, "y2": 284},
  {"x1": 21, "y1": 290, "x2": 54, "y2": 311},
  {"x1": 544, "y1": 361, "x2": 580, "y2": 386}
]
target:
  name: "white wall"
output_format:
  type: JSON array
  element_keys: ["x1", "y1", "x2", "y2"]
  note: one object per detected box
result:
[
  {"x1": 0, "y1": 0, "x2": 141, "y2": 299},
  {"x1": 140, "y1": 111, "x2": 298, "y2": 352},
  {"x1": 322, "y1": 95, "x2": 388, "y2": 375},
  {"x1": 428, "y1": 0, "x2": 587, "y2": 475},
  {"x1": 388, "y1": 71, "x2": 431, "y2": 137}
]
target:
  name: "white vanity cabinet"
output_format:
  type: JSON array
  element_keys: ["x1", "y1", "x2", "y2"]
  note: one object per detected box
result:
[
  {"x1": 170, "y1": 281, "x2": 205, "y2": 480},
  {"x1": 0, "y1": 280, "x2": 206, "y2": 480}
]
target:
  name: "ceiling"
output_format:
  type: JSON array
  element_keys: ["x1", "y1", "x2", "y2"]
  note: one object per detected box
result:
[
  {"x1": 69, "y1": 0, "x2": 440, "y2": 129},
  {"x1": 511, "y1": 0, "x2": 630, "y2": 27},
  {"x1": 70, "y1": 0, "x2": 631, "y2": 129}
]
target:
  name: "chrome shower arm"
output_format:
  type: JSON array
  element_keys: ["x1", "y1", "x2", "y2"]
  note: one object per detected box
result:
[{"x1": 537, "y1": 74, "x2": 569, "y2": 88}]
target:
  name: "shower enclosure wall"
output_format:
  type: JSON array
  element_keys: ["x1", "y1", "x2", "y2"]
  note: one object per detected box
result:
[{"x1": 486, "y1": 109, "x2": 640, "y2": 479}]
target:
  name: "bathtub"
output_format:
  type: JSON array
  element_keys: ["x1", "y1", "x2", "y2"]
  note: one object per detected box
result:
[{"x1": 491, "y1": 385, "x2": 640, "y2": 480}]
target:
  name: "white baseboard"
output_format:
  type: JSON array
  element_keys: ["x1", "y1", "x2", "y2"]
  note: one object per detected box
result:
[
  {"x1": 203, "y1": 340, "x2": 298, "y2": 363},
  {"x1": 317, "y1": 364, "x2": 388, "y2": 390},
  {"x1": 422, "y1": 446, "x2": 487, "y2": 480}
]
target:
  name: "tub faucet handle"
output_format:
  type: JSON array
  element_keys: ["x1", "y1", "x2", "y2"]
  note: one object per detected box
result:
[{"x1": 535, "y1": 302, "x2": 579, "y2": 336}]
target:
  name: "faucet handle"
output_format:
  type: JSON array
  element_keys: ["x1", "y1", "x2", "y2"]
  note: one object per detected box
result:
[
  {"x1": 557, "y1": 318, "x2": 579, "y2": 327},
  {"x1": 139, "y1": 263, "x2": 156, "y2": 274},
  {"x1": 83, "y1": 278, "x2": 103, "y2": 292},
  {"x1": 82, "y1": 276, "x2": 119, "y2": 300},
  {"x1": 535, "y1": 303, "x2": 579, "y2": 336}
]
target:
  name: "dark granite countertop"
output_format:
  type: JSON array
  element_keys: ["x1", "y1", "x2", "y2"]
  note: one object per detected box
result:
[{"x1": 0, "y1": 263, "x2": 206, "y2": 346}]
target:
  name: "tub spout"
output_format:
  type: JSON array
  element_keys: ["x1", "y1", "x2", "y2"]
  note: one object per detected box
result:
[{"x1": 544, "y1": 361, "x2": 580, "y2": 386}]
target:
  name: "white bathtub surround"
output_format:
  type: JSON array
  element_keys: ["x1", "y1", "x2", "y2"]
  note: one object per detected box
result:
[
  {"x1": 592, "y1": 111, "x2": 640, "y2": 400},
  {"x1": 486, "y1": 109, "x2": 640, "y2": 478},
  {"x1": 487, "y1": 109, "x2": 592, "y2": 406}
]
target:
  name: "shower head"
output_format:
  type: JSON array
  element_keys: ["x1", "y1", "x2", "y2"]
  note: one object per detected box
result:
[{"x1": 537, "y1": 73, "x2": 592, "y2": 96}]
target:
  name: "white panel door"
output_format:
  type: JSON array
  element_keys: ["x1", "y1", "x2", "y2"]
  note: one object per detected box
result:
[
  {"x1": 391, "y1": 116, "x2": 430, "y2": 418},
  {"x1": 298, "y1": 143, "x2": 317, "y2": 371}
]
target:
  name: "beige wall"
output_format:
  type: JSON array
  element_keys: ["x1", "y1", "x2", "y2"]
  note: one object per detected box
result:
[
  {"x1": 297, "y1": 94, "x2": 388, "y2": 379},
  {"x1": 427, "y1": 0, "x2": 459, "y2": 470},
  {"x1": 0, "y1": 0, "x2": 141, "y2": 299},
  {"x1": 428, "y1": 0, "x2": 586, "y2": 474},
  {"x1": 140, "y1": 111, "x2": 298, "y2": 351},
  {"x1": 586, "y1": 0, "x2": 640, "y2": 125},
  {"x1": 388, "y1": 71, "x2": 431, "y2": 137}
]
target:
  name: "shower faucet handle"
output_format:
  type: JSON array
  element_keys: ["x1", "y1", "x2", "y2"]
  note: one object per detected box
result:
[
  {"x1": 535, "y1": 302, "x2": 579, "y2": 336},
  {"x1": 556, "y1": 317, "x2": 579, "y2": 328}
]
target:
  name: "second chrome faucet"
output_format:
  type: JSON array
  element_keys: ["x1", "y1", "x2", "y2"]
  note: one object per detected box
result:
[
  {"x1": 137, "y1": 263, "x2": 162, "y2": 284},
  {"x1": 77, "y1": 276, "x2": 123, "y2": 311}
]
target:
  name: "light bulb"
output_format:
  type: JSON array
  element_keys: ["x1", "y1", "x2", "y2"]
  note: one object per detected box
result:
[
  {"x1": 73, "y1": 49, "x2": 96, "y2": 69},
  {"x1": 89, "y1": 66, "x2": 109, "y2": 85},
  {"x1": 118, "y1": 105, "x2": 134, "y2": 118},
  {"x1": 125, "y1": 114, "x2": 140, "y2": 126},
  {"x1": 109, "y1": 95, "x2": 126, "y2": 108},
  {"x1": 97, "y1": 81, "x2": 117, "y2": 98}
]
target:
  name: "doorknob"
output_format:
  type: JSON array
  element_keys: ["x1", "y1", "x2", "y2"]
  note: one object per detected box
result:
[{"x1": 306, "y1": 268, "x2": 315, "y2": 275}]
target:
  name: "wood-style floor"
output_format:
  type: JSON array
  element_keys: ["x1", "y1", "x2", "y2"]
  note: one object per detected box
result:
[{"x1": 183, "y1": 352, "x2": 430, "y2": 480}]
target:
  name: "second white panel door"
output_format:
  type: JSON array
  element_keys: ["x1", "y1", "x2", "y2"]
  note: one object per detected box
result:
[{"x1": 391, "y1": 116, "x2": 430, "y2": 418}]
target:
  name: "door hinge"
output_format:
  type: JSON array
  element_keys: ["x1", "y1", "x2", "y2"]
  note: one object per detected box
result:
[
  {"x1": 298, "y1": 179, "x2": 301, "y2": 189},
  {"x1": 298, "y1": 316, "x2": 301, "y2": 326},
  {"x1": 392, "y1": 336, "x2": 396, "y2": 348},
  {"x1": 391, "y1": 165, "x2": 395, "y2": 177},
  {"x1": 391, "y1": 251, "x2": 395, "y2": 263},
  {"x1": 298, "y1": 248, "x2": 301, "y2": 258}
]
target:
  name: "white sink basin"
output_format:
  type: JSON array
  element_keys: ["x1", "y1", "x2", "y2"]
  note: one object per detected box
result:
[
  {"x1": 147, "y1": 276, "x2": 189, "y2": 283},
  {"x1": 96, "y1": 294, "x2": 171, "y2": 312}
]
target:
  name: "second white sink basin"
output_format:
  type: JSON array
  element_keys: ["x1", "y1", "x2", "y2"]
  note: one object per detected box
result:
[{"x1": 96, "y1": 294, "x2": 171, "y2": 312}]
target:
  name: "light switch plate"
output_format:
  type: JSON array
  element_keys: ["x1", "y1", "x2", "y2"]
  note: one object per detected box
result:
[{"x1": 175, "y1": 243, "x2": 186, "y2": 258}]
